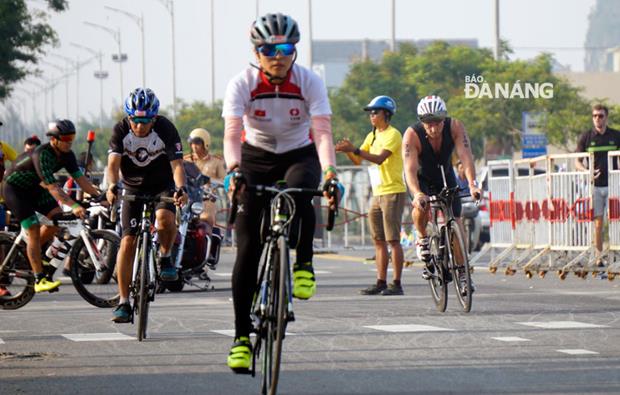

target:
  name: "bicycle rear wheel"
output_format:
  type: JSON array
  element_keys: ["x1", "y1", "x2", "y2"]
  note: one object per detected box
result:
[
  {"x1": 261, "y1": 236, "x2": 289, "y2": 395},
  {"x1": 69, "y1": 230, "x2": 120, "y2": 308},
  {"x1": 447, "y1": 222, "x2": 472, "y2": 312},
  {"x1": 0, "y1": 232, "x2": 35, "y2": 310},
  {"x1": 427, "y1": 234, "x2": 448, "y2": 312},
  {"x1": 136, "y1": 234, "x2": 151, "y2": 341}
]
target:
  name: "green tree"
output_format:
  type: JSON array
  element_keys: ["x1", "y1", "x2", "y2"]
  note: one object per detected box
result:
[
  {"x1": 0, "y1": 0, "x2": 68, "y2": 100},
  {"x1": 174, "y1": 100, "x2": 225, "y2": 155},
  {"x1": 331, "y1": 41, "x2": 592, "y2": 161}
]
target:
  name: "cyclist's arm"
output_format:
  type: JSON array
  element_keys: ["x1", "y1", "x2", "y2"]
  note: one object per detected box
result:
[
  {"x1": 310, "y1": 115, "x2": 337, "y2": 178},
  {"x1": 74, "y1": 175, "x2": 101, "y2": 196},
  {"x1": 451, "y1": 119, "x2": 477, "y2": 187},
  {"x1": 106, "y1": 153, "x2": 121, "y2": 189},
  {"x1": 171, "y1": 158, "x2": 187, "y2": 189},
  {"x1": 402, "y1": 127, "x2": 423, "y2": 196},
  {"x1": 223, "y1": 115, "x2": 242, "y2": 171},
  {"x1": 42, "y1": 181, "x2": 79, "y2": 208}
]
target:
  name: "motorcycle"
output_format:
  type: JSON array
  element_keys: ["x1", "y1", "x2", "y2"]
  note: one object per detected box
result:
[
  {"x1": 158, "y1": 171, "x2": 223, "y2": 293},
  {"x1": 461, "y1": 196, "x2": 481, "y2": 254}
]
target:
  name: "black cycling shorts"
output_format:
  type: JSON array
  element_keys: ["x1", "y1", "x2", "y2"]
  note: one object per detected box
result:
[
  {"x1": 1, "y1": 182, "x2": 58, "y2": 228},
  {"x1": 120, "y1": 187, "x2": 176, "y2": 237},
  {"x1": 418, "y1": 179, "x2": 462, "y2": 218}
]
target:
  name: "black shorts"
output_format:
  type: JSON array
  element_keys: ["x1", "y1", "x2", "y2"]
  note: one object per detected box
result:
[
  {"x1": 419, "y1": 179, "x2": 462, "y2": 218},
  {"x1": 1, "y1": 182, "x2": 58, "y2": 228},
  {"x1": 120, "y1": 187, "x2": 176, "y2": 237}
]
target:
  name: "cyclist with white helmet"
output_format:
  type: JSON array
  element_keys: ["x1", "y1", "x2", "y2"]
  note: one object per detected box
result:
[
  {"x1": 402, "y1": 95, "x2": 481, "y2": 278},
  {"x1": 336, "y1": 95, "x2": 407, "y2": 295},
  {"x1": 223, "y1": 12, "x2": 339, "y2": 372},
  {"x1": 106, "y1": 87, "x2": 188, "y2": 323}
]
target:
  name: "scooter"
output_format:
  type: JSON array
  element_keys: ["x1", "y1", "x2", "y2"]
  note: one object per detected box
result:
[{"x1": 158, "y1": 174, "x2": 222, "y2": 292}]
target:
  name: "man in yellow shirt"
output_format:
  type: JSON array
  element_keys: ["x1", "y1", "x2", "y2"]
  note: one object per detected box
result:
[{"x1": 336, "y1": 96, "x2": 407, "y2": 295}]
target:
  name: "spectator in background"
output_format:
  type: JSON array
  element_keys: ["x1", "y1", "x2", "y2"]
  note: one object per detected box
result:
[
  {"x1": 575, "y1": 104, "x2": 620, "y2": 267},
  {"x1": 23, "y1": 135, "x2": 41, "y2": 153},
  {"x1": 336, "y1": 95, "x2": 407, "y2": 296},
  {"x1": 456, "y1": 161, "x2": 470, "y2": 195}
]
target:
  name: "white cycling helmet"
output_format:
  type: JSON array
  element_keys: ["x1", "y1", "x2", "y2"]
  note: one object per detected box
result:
[
  {"x1": 417, "y1": 95, "x2": 448, "y2": 123},
  {"x1": 188, "y1": 128, "x2": 211, "y2": 147}
]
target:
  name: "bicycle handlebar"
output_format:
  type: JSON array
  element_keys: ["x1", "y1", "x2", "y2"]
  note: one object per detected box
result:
[{"x1": 227, "y1": 183, "x2": 338, "y2": 230}]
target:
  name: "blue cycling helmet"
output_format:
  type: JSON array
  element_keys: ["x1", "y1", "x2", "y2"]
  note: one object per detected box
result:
[
  {"x1": 363, "y1": 95, "x2": 397, "y2": 116},
  {"x1": 124, "y1": 87, "x2": 160, "y2": 118}
]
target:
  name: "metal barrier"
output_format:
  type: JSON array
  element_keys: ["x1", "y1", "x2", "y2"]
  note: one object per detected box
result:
[
  {"x1": 470, "y1": 160, "x2": 514, "y2": 271},
  {"x1": 607, "y1": 151, "x2": 620, "y2": 279}
]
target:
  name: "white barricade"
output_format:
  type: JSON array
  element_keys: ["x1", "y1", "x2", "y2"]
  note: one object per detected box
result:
[
  {"x1": 607, "y1": 151, "x2": 620, "y2": 277},
  {"x1": 470, "y1": 160, "x2": 515, "y2": 270}
]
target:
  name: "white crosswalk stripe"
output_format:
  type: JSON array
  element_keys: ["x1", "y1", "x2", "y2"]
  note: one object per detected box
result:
[
  {"x1": 491, "y1": 336, "x2": 531, "y2": 342},
  {"x1": 517, "y1": 321, "x2": 608, "y2": 329},
  {"x1": 62, "y1": 333, "x2": 134, "y2": 342},
  {"x1": 365, "y1": 324, "x2": 454, "y2": 333},
  {"x1": 557, "y1": 349, "x2": 599, "y2": 355}
]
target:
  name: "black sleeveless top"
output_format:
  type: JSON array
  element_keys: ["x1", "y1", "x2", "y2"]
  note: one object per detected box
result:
[{"x1": 412, "y1": 117, "x2": 457, "y2": 190}]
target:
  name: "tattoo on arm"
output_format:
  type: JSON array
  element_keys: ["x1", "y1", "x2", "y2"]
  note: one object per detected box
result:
[
  {"x1": 462, "y1": 133, "x2": 470, "y2": 148},
  {"x1": 404, "y1": 143, "x2": 410, "y2": 157}
]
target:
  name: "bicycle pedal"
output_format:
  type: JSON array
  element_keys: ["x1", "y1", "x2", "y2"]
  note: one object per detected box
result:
[{"x1": 231, "y1": 367, "x2": 252, "y2": 375}]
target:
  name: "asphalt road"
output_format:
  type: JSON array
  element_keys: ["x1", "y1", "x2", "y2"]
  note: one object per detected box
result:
[{"x1": 1, "y1": 248, "x2": 620, "y2": 395}]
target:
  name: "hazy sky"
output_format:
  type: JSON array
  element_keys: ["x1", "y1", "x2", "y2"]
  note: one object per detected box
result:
[{"x1": 6, "y1": 0, "x2": 597, "y2": 126}]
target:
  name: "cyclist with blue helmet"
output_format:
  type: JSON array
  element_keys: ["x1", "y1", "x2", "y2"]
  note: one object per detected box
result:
[
  {"x1": 336, "y1": 95, "x2": 407, "y2": 296},
  {"x1": 106, "y1": 87, "x2": 188, "y2": 323}
]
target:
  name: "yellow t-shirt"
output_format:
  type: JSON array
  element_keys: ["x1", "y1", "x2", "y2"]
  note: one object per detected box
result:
[
  {"x1": 0, "y1": 141, "x2": 18, "y2": 162},
  {"x1": 360, "y1": 125, "x2": 406, "y2": 196}
]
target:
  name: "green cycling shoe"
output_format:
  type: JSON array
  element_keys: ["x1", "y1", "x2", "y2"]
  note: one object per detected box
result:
[
  {"x1": 293, "y1": 262, "x2": 316, "y2": 300},
  {"x1": 227, "y1": 336, "x2": 252, "y2": 372}
]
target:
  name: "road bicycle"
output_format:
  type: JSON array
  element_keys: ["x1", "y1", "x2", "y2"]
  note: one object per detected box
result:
[
  {"x1": 228, "y1": 179, "x2": 338, "y2": 395},
  {"x1": 0, "y1": 198, "x2": 120, "y2": 310},
  {"x1": 121, "y1": 193, "x2": 176, "y2": 341},
  {"x1": 424, "y1": 167, "x2": 475, "y2": 313}
]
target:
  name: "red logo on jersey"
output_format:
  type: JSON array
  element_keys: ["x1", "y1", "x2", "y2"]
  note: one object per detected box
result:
[
  {"x1": 254, "y1": 109, "x2": 266, "y2": 117},
  {"x1": 289, "y1": 108, "x2": 300, "y2": 116}
]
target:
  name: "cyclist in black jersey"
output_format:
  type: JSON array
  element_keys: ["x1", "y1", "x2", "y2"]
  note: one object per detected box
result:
[
  {"x1": 106, "y1": 87, "x2": 188, "y2": 323},
  {"x1": 2, "y1": 120, "x2": 101, "y2": 293},
  {"x1": 402, "y1": 96, "x2": 481, "y2": 279}
]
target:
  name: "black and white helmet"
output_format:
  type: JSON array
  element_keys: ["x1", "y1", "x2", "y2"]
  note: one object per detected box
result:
[
  {"x1": 250, "y1": 13, "x2": 300, "y2": 46},
  {"x1": 417, "y1": 95, "x2": 448, "y2": 123},
  {"x1": 46, "y1": 119, "x2": 76, "y2": 137}
]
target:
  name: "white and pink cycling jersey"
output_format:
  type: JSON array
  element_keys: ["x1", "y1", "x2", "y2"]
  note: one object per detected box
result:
[{"x1": 222, "y1": 64, "x2": 332, "y2": 155}]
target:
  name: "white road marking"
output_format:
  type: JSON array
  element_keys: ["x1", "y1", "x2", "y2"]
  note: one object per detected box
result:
[
  {"x1": 516, "y1": 321, "x2": 608, "y2": 329},
  {"x1": 557, "y1": 349, "x2": 599, "y2": 355},
  {"x1": 212, "y1": 329, "x2": 296, "y2": 337},
  {"x1": 491, "y1": 336, "x2": 531, "y2": 342},
  {"x1": 314, "y1": 270, "x2": 331, "y2": 274},
  {"x1": 212, "y1": 272, "x2": 232, "y2": 277},
  {"x1": 365, "y1": 324, "x2": 454, "y2": 333},
  {"x1": 62, "y1": 333, "x2": 134, "y2": 342},
  {"x1": 0, "y1": 338, "x2": 4, "y2": 345}
]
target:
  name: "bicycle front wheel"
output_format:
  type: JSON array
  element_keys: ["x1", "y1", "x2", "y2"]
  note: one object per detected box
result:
[
  {"x1": 69, "y1": 230, "x2": 120, "y2": 308},
  {"x1": 0, "y1": 232, "x2": 35, "y2": 310},
  {"x1": 427, "y1": 234, "x2": 448, "y2": 312},
  {"x1": 262, "y1": 235, "x2": 289, "y2": 395},
  {"x1": 447, "y1": 222, "x2": 472, "y2": 312},
  {"x1": 136, "y1": 234, "x2": 151, "y2": 341}
]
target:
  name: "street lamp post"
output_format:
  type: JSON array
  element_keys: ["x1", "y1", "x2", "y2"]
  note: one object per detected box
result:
[
  {"x1": 104, "y1": 6, "x2": 146, "y2": 86},
  {"x1": 71, "y1": 43, "x2": 108, "y2": 132},
  {"x1": 84, "y1": 21, "x2": 126, "y2": 102},
  {"x1": 24, "y1": 80, "x2": 48, "y2": 122},
  {"x1": 210, "y1": 0, "x2": 215, "y2": 104},
  {"x1": 41, "y1": 60, "x2": 70, "y2": 118},
  {"x1": 158, "y1": 0, "x2": 178, "y2": 120}
]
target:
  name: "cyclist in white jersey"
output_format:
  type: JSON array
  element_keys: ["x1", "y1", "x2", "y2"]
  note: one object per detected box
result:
[{"x1": 222, "y1": 12, "x2": 338, "y2": 372}]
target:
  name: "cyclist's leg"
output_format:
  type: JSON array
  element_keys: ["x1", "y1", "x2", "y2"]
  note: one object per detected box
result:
[
  {"x1": 414, "y1": 180, "x2": 432, "y2": 262},
  {"x1": 283, "y1": 147, "x2": 321, "y2": 300},
  {"x1": 154, "y1": 191, "x2": 178, "y2": 281},
  {"x1": 112, "y1": 194, "x2": 140, "y2": 322},
  {"x1": 228, "y1": 155, "x2": 272, "y2": 370}
]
